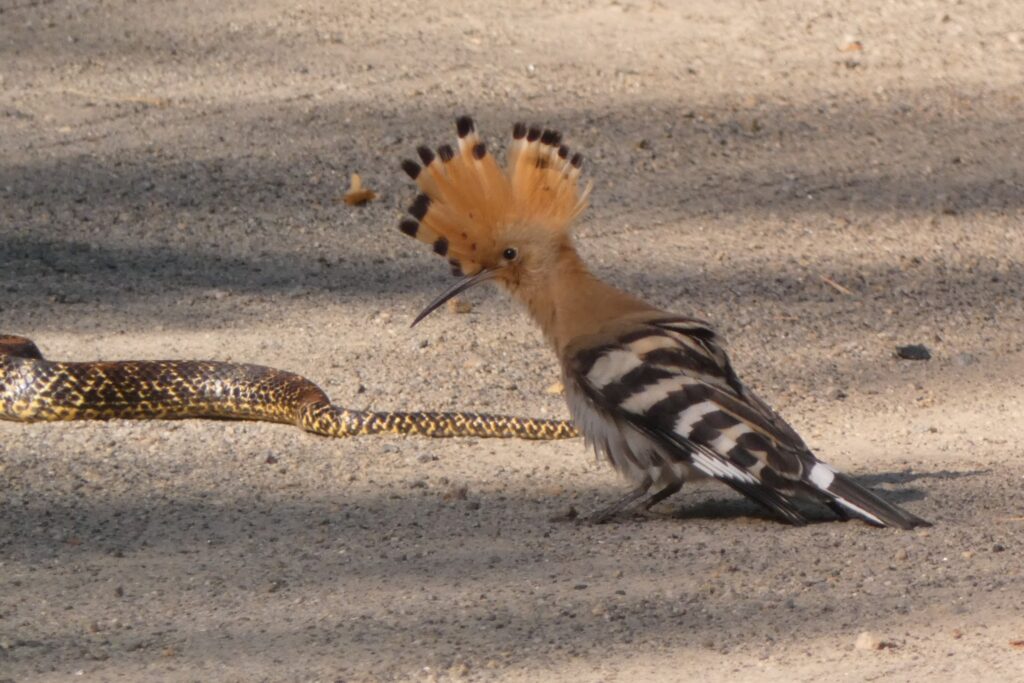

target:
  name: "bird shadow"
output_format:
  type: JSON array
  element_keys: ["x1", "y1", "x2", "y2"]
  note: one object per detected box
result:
[
  {"x1": 857, "y1": 468, "x2": 989, "y2": 487},
  {"x1": 576, "y1": 469, "x2": 936, "y2": 527}
]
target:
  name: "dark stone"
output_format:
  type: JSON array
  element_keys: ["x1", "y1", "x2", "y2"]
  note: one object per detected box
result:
[{"x1": 895, "y1": 344, "x2": 931, "y2": 361}]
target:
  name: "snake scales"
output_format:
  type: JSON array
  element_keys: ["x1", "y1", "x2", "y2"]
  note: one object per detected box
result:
[{"x1": 0, "y1": 335, "x2": 579, "y2": 440}]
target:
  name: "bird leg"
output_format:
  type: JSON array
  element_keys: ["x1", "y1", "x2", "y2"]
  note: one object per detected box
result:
[
  {"x1": 641, "y1": 481, "x2": 684, "y2": 512},
  {"x1": 589, "y1": 478, "x2": 651, "y2": 524}
]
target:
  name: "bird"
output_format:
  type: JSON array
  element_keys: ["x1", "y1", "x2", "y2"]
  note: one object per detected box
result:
[{"x1": 396, "y1": 116, "x2": 930, "y2": 529}]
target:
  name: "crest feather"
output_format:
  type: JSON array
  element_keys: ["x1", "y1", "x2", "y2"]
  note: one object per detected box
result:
[{"x1": 398, "y1": 116, "x2": 592, "y2": 275}]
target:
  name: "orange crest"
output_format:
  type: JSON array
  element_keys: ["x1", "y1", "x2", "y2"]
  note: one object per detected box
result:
[{"x1": 398, "y1": 116, "x2": 592, "y2": 276}]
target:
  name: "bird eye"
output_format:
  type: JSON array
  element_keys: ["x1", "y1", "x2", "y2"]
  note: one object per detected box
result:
[{"x1": 502, "y1": 247, "x2": 518, "y2": 261}]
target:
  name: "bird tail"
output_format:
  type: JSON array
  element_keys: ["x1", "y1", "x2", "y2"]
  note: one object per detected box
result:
[
  {"x1": 398, "y1": 116, "x2": 591, "y2": 276},
  {"x1": 814, "y1": 467, "x2": 931, "y2": 529}
]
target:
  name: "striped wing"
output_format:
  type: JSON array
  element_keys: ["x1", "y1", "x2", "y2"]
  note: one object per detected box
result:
[
  {"x1": 568, "y1": 317, "x2": 929, "y2": 528},
  {"x1": 570, "y1": 317, "x2": 816, "y2": 522}
]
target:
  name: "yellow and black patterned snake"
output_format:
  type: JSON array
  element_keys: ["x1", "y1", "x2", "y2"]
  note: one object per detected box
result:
[{"x1": 0, "y1": 335, "x2": 579, "y2": 440}]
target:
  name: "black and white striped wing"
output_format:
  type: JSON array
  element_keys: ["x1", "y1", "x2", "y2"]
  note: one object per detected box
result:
[{"x1": 569, "y1": 317, "x2": 928, "y2": 528}]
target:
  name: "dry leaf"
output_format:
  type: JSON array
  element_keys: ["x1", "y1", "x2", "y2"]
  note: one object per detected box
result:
[
  {"x1": 841, "y1": 40, "x2": 864, "y2": 52},
  {"x1": 342, "y1": 173, "x2": 377, "y2": 206},
  {"x1": 447, "y1": 297, "x2": 473, "y2": 314},
  {"x1": 1011, "y1": 640, "x2": 1024, "y2": 649},
  {"x1": 546, "y1": 381, "x2": 565, "y2": 395}
]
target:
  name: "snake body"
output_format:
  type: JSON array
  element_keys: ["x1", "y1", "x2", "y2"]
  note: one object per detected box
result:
[{"x1": 0, "y1": 335, "x2": 579, "y2": 440}]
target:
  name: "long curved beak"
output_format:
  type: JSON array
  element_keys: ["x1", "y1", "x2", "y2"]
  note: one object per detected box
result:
[{"x1": 411, "y1": 268, "x2": 501, "y2": 327}]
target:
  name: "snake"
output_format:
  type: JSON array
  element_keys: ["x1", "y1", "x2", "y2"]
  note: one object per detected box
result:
[{"x1": 0, "y1": 335, "x2": 579, "y2": 440}]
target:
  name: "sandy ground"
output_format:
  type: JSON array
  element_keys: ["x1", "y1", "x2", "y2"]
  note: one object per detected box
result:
[{"x1": 2, "y1": 0, "x2": 1024, "y2": 680}]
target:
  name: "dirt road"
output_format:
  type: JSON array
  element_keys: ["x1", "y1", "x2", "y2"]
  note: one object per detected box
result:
[{"x1": 2, "y1": 1, "x2": 1023, "y2": 680}]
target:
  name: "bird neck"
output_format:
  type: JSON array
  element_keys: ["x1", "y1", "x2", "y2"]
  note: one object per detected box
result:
[{"x1": 515, "y1": 242, "x2": 657, "y2": 354}]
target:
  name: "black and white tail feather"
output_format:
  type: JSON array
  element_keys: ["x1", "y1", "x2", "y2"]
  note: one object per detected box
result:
[{"x1": 566, "y1": 316, "x2": 930, "y2": 529}]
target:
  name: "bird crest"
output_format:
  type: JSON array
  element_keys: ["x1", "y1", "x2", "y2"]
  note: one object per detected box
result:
[{"x1": 398, "y1": 116, "x2": 592, "y2": 278}]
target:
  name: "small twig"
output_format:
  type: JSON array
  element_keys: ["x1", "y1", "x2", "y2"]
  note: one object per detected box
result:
[
  {"x1": 819, "y1": 274, "x2": 854, "y2": 296},
  {"x1": 3, "y1": 0, "x2": 60, "y2": 11},
  {"x1": 62, "y1": 88, "x2": 170, "y2": 108}
]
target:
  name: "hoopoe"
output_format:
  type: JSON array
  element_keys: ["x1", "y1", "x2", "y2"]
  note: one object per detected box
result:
[{"x1": 397, "y1": 116, "x2": 930, "y2": 529}]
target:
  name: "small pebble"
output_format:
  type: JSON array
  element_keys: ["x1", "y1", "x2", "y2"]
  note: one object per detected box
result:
[
  {"x1": 992, "y1": 544, "x2": 1006, "y2": 553},
  {"x1": 443, "y1": 485, "x2": 468, "y2": 501},
  {"x1": 548, "y1": 505, "x2": 578, "y2": 522},
  {"x1": 952, "y1": 352, "x2": 978, "y2": 367},
  {"x1": 894, "y1": 548, "x2": 909, "y2": 561},
  {"x1": 855, "y1": 631, "x2": 884, "y2": 651}
]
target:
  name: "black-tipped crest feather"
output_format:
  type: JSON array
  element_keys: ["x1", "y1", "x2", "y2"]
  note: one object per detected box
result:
[
  {"x1": 401, "y1": 160, "x2": 421, "y2": 179},
  {"x1": 409, "y1": 194, "x2": 430, "y2": 220},
  {"x1": 456, "y1": 115, "x2": 475, "y2": 138},
  {"x1": 417, "y1": 146, "x2": 435, "y2": 165}
]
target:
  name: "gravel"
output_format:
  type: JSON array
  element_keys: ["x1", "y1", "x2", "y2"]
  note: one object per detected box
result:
[{"x1": 2, "y1": 0, "x2": 1024, "y2": 681}]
